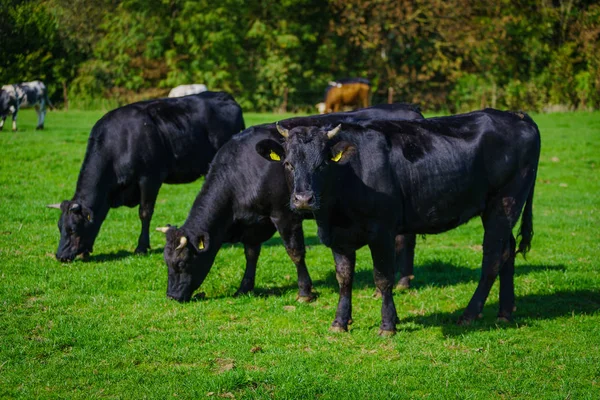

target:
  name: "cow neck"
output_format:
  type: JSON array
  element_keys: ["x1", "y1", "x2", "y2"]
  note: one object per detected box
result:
[
  {"x1": 183, "y1": 169, "x2": 233, "y2": 242},
  {"x1": 72, "y1": 150, "x2": 111, "y2": 222}
]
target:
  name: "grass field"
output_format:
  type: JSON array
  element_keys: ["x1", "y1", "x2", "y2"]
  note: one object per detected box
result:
[{"x1": 0, "y1": 109, "x2": 599, "y2": 399}]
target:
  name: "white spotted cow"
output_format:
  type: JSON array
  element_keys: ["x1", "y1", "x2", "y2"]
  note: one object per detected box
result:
[
  {"x1": 0, "y1": 80, "x2": 53, "y2": 131},
  {"x1": 168, "y1": 84, "x2": 208, "y2": 98}
]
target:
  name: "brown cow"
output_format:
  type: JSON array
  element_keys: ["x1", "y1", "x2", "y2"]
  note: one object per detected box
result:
[{"x1": 322, "y1": 78, "x2": 370, "y2": 113}]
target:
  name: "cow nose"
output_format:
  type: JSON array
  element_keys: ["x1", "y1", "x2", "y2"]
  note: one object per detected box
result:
[{"x1": 293, "y1": 192, "x2": 314, "y2": 209}]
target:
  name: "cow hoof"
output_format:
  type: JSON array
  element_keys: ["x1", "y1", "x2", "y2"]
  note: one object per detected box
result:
[
  {"x1": 496, "y1": 316, "x2": 511, "y2": 323},
  {"x1": 134, "y1": 247, "x2": 149, "y2": 255},
  {"x1": 36, "y1": 126, "x2": 44, "y2": 130},
  {"x1": 329, "y1": 325, "x2": 348, "y2": 333},
  {"x1": 457, "y1": 315, "x2": 475, "y2": 326},
  {"x1": 234, "y1": 289, "x2": 253, "y2": 297},
  {"x1": 372, "y1": 289, "x2": 382, "y2": 299},
  {"x1": 396, "y1": 276, "x2": 413, "y2": 290},
  {"x1": 378, "y1": 329, "x2": 396, "y2": 337},
  {"x1": 296, "y1": 294, "x2": 316, "y2": 303},
  {"x1": 192, "y1": 292, "x2": 206, "y2": 301}
]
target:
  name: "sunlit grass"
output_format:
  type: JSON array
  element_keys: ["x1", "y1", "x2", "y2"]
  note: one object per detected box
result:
[{"x1": 0, "y1": 109, "x2": 598, "y2": 398}]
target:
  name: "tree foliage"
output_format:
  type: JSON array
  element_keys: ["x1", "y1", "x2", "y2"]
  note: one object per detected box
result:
[{"x1": 1, "y1": 0, "x2": 598, "y2": 111}]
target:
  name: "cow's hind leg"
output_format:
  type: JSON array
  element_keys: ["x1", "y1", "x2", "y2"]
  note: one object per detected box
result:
[
  {"x1": 498, "y1": 234, "x2": 516, "y2": 322},
  {"x1": 234, "y1": 243, "x2": 261, "y2": 296},
  {"x1": 369, "y1": 233, "x2": 399, "y2": 335},
  {"x1": 395, "y1": 234, "x2": 416, "y2": 290},
  {"x1": 35, "y1": 104, "x2": 45, "y2": 130},
  {"x1": 135, "y1": 178, "x2": 161, "y2": 254},
  {"x1": 272, "y1": 215, "x2": 314, "y2": 302},
  {"x1": 458, "y1": 223, "x2": 509, "y2": 325},
  {"x1": 331, "y1": 250, "x2": 356, "y2": 332}
]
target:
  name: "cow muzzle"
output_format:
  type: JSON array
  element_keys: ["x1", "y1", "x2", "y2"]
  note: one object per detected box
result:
[{"x1": 292, "y1": 191, "x2": 315, "y2": 211}]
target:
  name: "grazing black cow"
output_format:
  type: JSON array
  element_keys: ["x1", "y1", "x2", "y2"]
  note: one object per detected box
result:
[
  {"x1": 48, "y1": 91, "x2": 245, "y2": 262},
  {"x1": 256, "y1": 109, "x2": 540, "y2": 335},
  {"x1": 0, "y1": 80, "x2": 53, "y2": 131},
  {"x1": 158, "y1": 103, "x2": 424, "y2": 303}
]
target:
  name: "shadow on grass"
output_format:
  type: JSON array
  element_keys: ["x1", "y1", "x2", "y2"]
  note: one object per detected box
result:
[
  {"x1": 399, "y1": 289, "x2": 600, "y2": 336},
  {"x1": 321, "y1": 261, "x2": 567, "y2": 292},
  {"x1": 86, "y1": 247, "x2": 165, "y2": 263}
]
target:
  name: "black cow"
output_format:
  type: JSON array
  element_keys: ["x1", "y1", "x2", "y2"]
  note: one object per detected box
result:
[
  {"x1": 256, "y1": 109, "x2": 540, "y2": 335},
  {"x1": 0, "y1": 81, "x2": 53, "y2": 131},
  {"x1": 158, "y1": 103, "x2": 424, "y2": 303},
  {"x1": 48, "y1": 91, "x2": 245, "y2": 262}
]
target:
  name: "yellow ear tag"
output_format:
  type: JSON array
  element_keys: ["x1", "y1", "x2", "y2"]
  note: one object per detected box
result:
[
  {"x1": 331, "y1": 150, "x2": 343, "y2": 162},
  {"x1": 198, "y1": 239, "x2": 205, "y2": 250},
  {"x1": 87, "y1": 214, "x2": 91, "y2": 221},
  {"x1": 269, "y1": 150, "x2": 281, "y2": 161}
]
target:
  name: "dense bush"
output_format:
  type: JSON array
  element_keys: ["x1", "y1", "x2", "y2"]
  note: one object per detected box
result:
[{"x1": 1, "y1": 0, "x2": 598, "y2": 112}]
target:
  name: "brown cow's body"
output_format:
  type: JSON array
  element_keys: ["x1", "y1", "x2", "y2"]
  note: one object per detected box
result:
[{"x1": 323, "y1": 78, "x2": 370, "y2": 113}]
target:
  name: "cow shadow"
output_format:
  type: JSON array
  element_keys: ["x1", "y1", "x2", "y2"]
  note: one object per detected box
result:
[
  {"x1": 398, "y1": 289, "x2": 600, "y2": 336},
  {"x1": 320, "y1": 261, "x2": 567, "y2": 292},
  {"x1": 86, "y1": 247, "x2": 165, "y2": 263}
]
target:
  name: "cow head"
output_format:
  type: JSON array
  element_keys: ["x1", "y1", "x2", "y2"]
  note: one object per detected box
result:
[
  {"x1": 255, "y1": 123, "x2": 356, "y2": 212},
  {"x1": 49, "y1": 201, "x2": 96, "y2": 262},
  {"x1": 158, "y1": 225, "x2": 214, "y2": 302}
]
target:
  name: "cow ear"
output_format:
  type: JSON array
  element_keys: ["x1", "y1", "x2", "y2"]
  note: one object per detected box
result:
[
  {"x1": 191, "y1": 232, "x2": 210, "y2": 253},
  {"x1": 330, "y1": 141, "x2": 356, "y2": 164},
  {"x1": 256, "y1": 139, "x2": 285, "y2": 162}
]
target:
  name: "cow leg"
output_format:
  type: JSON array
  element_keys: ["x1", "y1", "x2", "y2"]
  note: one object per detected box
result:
[
  {"x1": 331, "y1": 250, "x2": 356, "y2": 332},
  {"x1": 498, "y1": 234, "x2": 517, "y2": 322},
  {"x1": 35, "y1": 104, "x2": 45, "y2": 130},
  {"x1": 395, "y1": 234, "x2": 416, "y2": 290},
  {"x1": 459, "y1": 225, "x2": 507, "y2": 325},
  {"x1": 0, "y1": 116, "x2": 5, "y2": 131},
  {"x1": 135, "y1": 178, "x2": 161, "y2": 254},
  {"x1": 11, "y1": 109, "x2": 18, "y2": 131},
  {"x1": 369, "y1": 234, "x2": 399, "y2": 335},
  {"x1": 234, "y1": 243, "x2": 260, "y2": 296},
  {"x1": 271, "y1": 215, "x2": 314, "y2": 302}
]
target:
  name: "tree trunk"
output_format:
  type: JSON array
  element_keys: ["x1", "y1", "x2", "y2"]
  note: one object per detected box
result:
[{"x1": 62, "y1": 81, "x2": 69, "y2": 111}]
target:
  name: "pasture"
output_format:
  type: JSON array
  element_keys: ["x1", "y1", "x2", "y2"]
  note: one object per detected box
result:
[{"x1": 0, "y1": 109, "x2": 599, "y2": 398}]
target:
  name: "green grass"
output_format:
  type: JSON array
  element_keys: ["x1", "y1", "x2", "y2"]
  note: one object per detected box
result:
[{"x1": 0, "y1": 109, "x2": 599, "y2": 399}]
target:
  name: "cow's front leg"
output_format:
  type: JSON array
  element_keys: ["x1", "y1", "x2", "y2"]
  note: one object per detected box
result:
[
  {"x1": 369, "y1": 233, "x2": 399, "y2": 335},
  {"x1": 0, "y1": 116, "x2": 5, "y2": 131},
  {"x1": 331, "y1": 250, "x2": 355, "y2": 332},
  {"x1": 272, "y1": 215, "x2": 314, "y2": 302},
  {"x1": 234, "y1": 243, "x2": 260, "y2": 296},
  {"x1": 135, "y1": 178, "x2": 161, "y2": 254}
]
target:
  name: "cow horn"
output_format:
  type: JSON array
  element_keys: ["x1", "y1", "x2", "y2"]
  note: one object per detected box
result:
[
  {"x1": 326, "y1": 124, "x2": 342, "y2": 139},
  {"x1": 155, "y1": 226, "x2": 170, "y2": 233},
  {"x1": 276, "y1": 123, "x2": 289, "y2": 138},
  {"x1": 46, "y1": 203, "x2": 61, "y2": 209},
  {"x1": 176, "y1": 236, "x2": 188, "y2": 250}
]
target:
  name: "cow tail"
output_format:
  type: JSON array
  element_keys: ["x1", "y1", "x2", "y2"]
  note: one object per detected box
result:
[
  {"x1": 45, "y1": 90, "x2": 54, "y2": 110},
  {"x1": 516, "y1": 183, "x2": 535, "y2": 258}
]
